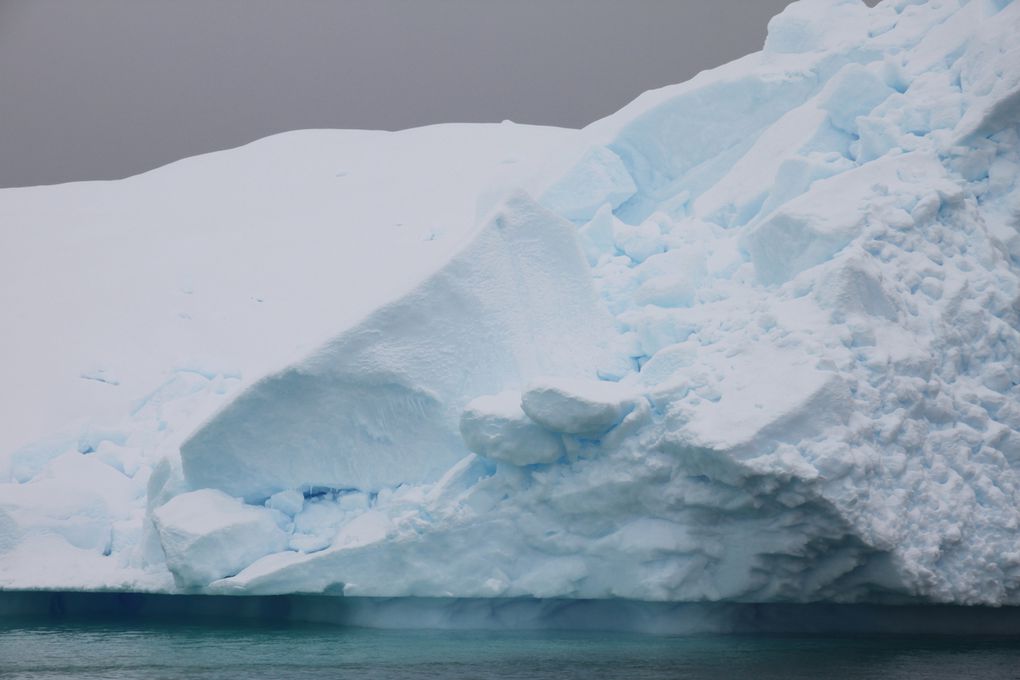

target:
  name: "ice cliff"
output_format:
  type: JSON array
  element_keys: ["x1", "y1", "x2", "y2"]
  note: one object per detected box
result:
[{"x1": 4, "y1": 0, "x2": 1020, "y2": 607}]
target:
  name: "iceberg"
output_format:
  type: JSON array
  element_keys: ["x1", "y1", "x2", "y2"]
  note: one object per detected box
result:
[{"x1": 4, "y1": 0, "x2": 1020, "y2": 612}]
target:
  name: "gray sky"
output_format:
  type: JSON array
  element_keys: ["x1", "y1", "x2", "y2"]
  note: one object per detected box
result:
[{"x1": 0, "y1": 0, "x2": 802, "y2": 188}]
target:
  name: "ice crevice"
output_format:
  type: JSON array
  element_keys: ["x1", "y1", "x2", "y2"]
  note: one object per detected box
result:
[{"x1": 4, "y1": 0, "x2": 1020, "y2": 607}]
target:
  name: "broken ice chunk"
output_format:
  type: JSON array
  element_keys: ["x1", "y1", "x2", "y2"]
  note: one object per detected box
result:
[
  {"x1": 460, "y1": 391, "x2": 564, "y2": 465},
  {"x1": 521, "y1": 377, "x2": 638, "y2": 436}
]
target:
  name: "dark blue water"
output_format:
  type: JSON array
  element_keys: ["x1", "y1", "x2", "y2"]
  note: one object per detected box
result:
[{"x1": 3, "y1": 619, "x2": 1020, "y2": 680}]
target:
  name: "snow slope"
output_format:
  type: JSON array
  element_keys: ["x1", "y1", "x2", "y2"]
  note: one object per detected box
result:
[
  {"x1": 4, "y1": 0, "x2": 1020, "y2": 606},
  {"x1": 0, "y1": 123, "x2": 577, "y2": 458}
]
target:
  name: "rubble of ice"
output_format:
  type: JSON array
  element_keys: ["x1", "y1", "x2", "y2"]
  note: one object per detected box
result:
[{"x1": 3, "y1": 0, "x2": 1020, "y2": 610}]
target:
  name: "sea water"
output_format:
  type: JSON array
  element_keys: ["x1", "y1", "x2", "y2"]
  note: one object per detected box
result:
[{"x1": 3, "y1": 619, "x2": 1020, "y2": 680}]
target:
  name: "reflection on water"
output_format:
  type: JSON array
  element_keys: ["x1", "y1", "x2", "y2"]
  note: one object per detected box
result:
[{"x1": 2, "y1": 619, "x2": 1020, "y2": 680}]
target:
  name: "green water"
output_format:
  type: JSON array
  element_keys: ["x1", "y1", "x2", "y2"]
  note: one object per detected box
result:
[{"x1": 2, "y1": 620, "x2": 1020, "y2": 680}]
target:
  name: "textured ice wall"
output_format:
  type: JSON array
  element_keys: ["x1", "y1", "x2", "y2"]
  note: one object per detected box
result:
[{"x1": 544, "y1": 0, "x2": 1020, "y2": 604}]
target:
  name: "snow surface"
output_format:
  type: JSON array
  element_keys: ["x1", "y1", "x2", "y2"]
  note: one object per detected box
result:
[{"x1": 4, "y1": 0, "x2": 1020, "y2": 607}]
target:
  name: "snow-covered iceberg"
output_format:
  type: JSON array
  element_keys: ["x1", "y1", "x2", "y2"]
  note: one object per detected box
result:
[{"x1": 4, "y1": 0, "x2": 1020, "y2": 609}]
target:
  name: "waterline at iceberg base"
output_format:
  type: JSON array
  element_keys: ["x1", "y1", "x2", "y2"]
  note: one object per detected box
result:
[
  {"x1": 4, "y1": 0, "x2": 1020, "y2": 616},
  {"x1": 6, "y1": 592, "x2": 1020, "y2": 636}
]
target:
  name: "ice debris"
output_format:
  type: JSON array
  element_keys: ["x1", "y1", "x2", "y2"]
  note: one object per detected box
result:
[{"x1": 152, "y1": 489, "x2": 289, "y2": 587}]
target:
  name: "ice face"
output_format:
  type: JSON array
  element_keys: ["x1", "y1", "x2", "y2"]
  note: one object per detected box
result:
[
  {"x1": 179, "y1": 192, "x2": 620, "y2": 501},
  {"x1": 0, "y1": 122, "x2": 582, "y2": 591},
  {"x1": 4, "y1": 0, "x2": 1020, "y2": 608}
]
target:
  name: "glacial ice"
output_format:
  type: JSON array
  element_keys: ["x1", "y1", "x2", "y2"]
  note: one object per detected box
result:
[
  {"x1": 4, "y1": 0, "x2": 1020, "y2": 612},
  {"x1": 519, "y1": 378, "x2": 638, "y2": 436},
  {"x1": 459, "y1": 392, "x2": 565, "y2": 466},
  {"x1": 153, "y1": 489, "x2": 289, "y2": 587},
  {"x1": 179, "y1": 191, "x2": 619, "y2": 501}
]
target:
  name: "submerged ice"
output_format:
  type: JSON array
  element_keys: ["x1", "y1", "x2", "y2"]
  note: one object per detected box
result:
[{"x1": 4, "y1": 0, "x2": 1020, "y2": 607}]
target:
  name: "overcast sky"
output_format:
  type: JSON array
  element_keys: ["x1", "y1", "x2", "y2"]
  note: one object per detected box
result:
[{"x1": 0, "y1": 0, "x2": 809, "y2": 188}]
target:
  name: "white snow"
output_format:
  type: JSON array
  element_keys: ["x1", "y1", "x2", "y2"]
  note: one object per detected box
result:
[{"x1": 4, "y1": 0, "x2": 1020, "y2": 609}]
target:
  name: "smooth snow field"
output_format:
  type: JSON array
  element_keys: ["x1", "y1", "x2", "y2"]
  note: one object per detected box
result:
[{"x1": 4, "y1": 0, "x2": 1020, "y2": 614}]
